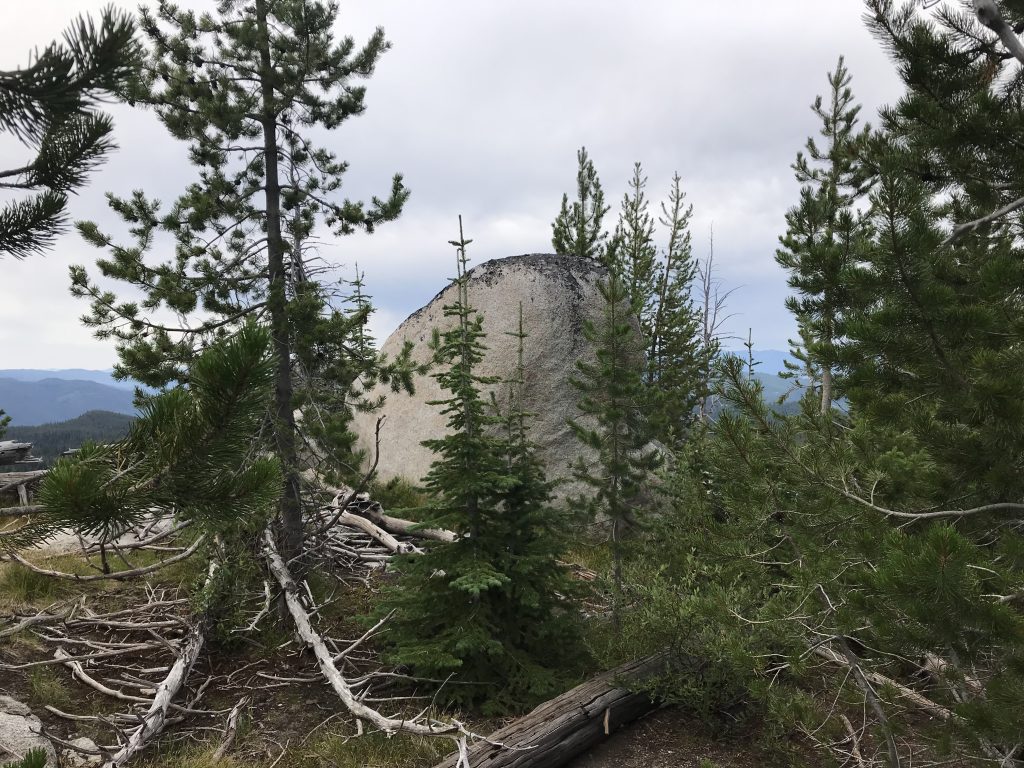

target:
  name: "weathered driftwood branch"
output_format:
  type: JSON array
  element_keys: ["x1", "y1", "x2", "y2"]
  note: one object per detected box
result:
[
  {"x1": 0, "y1": 471, "x2": 47, "y2": 495},
  {"x1": 211, "y1": 696, "x2": 248, "y2": 763},
  {"x1": 303, "y1": 469, "x2": 456, "y2": 544},
  {"x1": 8, "y1": 535, "x2": 205, "y2": 582},
  {"x1": 55, "y1": 645, "x2": 211, "y2": 717},
  {"x1": 326, "y1": 495, "x2": 420, "y2": 555},
  {"x1": 362, "y1": 505, "x2": 457, "y2": 544},
  {"x1": 975, "y1": 0, "x2": 1024, "y2": 65},
  {"x1": 0, "y1": 609, "x2": 66, "y2": 639},
  {"x1": 263, "y1": 529, "x2": 481, "y2": 741},
  {"x1": 814, "y1": 646, "x2": 952, "y2": 721},
  {"x1": 102, "y1": 624, "x2": 205, "y2": 768},
  {"x1": 4, "y1": 644, "x2": 154, "y2": 671},
  {"x1": 0, "y1": 504, "x2": 43, "y2": 517},
  {"x1": 432, "y1": 654, "x2": 668, "y2": 768}
]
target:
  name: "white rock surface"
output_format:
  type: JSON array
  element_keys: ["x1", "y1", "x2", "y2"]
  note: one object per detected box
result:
[
  {"x1": 0, "y1": 695, "x2": 57, "y2": 766},
  {"x1": 61, "y1": 736, "x2": 102, "y2": 767},
  {"x1": 352, "y1": 253, "x2": 611, "y2": 500}
]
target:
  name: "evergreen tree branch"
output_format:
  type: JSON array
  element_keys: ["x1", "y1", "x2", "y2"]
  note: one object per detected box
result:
[{"x1": 0, "y1": 192, "x2": 67, "y2": 259}]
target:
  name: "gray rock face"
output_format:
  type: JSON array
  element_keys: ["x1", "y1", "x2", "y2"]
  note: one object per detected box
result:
[
  {"x1": 0, "y1": 695, "x2": 57, "y2": 765},
  {"x1": 61, "y1": 736, "x2": 102, "y2": 767},
  {"x1": 352, "y1": 254, "x2": 609, "y2": 498}
]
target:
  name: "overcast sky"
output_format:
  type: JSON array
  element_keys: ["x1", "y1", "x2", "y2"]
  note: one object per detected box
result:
[{"x1": 0, "y1": 1, "x2": 907, "y2": 369}]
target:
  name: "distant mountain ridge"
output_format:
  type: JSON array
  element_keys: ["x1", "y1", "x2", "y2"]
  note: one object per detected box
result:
[
  {"x1": 0, "y1": 377, "x2": 137, "y2": 426},
  {"x1": 0, "y1": 369, "x2": 136, "y2": 390},
  {"x1": 0, "y1": 355, "x2": 800, "y2": 429}
]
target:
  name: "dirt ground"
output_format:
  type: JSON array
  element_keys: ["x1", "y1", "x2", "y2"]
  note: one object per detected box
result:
[{"x1": 566, "y1": 708, "x2": 764, "y2": 768}]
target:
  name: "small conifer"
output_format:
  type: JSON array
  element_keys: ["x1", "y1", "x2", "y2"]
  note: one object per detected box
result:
[
  {"x1": 552, "y1": 146, "x2": 610, "y2": 260},
  {"x1": 568, "y1": 269, "x2": 660, "y2": 629},
  {"x1": 375, "y1": 221, "x2": 577, "y2": 712}
]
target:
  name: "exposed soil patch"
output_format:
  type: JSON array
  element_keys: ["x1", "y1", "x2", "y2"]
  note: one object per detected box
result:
[{"x1": 566, "y1": 708, "x2": 763, "y2": 768}]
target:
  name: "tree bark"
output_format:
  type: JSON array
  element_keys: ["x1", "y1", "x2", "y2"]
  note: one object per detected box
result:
[
  {"x1": 432, "y1": 654, "x2": 668, "y2": 768},
  {"x1": 255, "y1": 0, "x2": 303, "y2": 567},
  {"x1": 820, "y1": 365, "x2": 833, "y2": 414}
]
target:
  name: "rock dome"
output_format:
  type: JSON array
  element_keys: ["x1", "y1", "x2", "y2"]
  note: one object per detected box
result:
[{"x1": 351, "y1": 253, "x2": 610, "y2": 498}]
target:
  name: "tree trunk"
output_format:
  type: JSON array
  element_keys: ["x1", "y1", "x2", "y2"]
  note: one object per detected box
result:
[
  {"x1": 432, "y1": 654, "x2": 668, "y2": 768},
  {"x1": 820, "y1": 365, "x2": 833, "y2": 414},
  {"x1": 256, "y1": 0, "x2": 303, "y2": 566}
]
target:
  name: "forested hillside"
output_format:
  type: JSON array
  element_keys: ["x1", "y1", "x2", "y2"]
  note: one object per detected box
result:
[{"x1": 2, "y1": 410, "x2": 134, "y2": 468}]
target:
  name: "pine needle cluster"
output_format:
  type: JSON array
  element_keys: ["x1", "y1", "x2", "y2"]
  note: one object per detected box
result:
[
  {"x1": 3, "y1": 324, "x2": 281, "y2": 553},
  {"x1": 0, "y1": 7, "x2": 140, "y2": 259}
]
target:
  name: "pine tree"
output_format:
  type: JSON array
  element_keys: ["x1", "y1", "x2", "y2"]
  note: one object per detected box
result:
[
  {"x1": 375, "y1": 221, "x2": 577, "y2": 712},
  {"x1": 568, "y1": 270, "x2": 660, "y2": 630},
  {"x1": 645, "y1": 173, "x2": 709, "y2": 443},
  {"x1": 658, "y1": 9, "x2": 1024, "y2": 761},
  {"x1": 4, "y1": 324, "x2": 280, "y2": 558},
  {"x1": 71, "y1": 1, "x2": 408, "y2": 563},
  {"x1": 551, "y1": 146, "x2": 610, "y2": 260},
  {"x1": 611, "y1": 165, "x2": 712, "y2": 444},
  {"x1": 776, "y1": 56, "x2": 867, "y2": 413},
  {"x1": 615, "y1": 162, "x2": 658, "y2": 319},
  {"x1": 0, "y1": 7, "x2": 139, "y2": 259}
]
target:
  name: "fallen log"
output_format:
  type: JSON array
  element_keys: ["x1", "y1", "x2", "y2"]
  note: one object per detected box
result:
[
  {"x1": 0, "y1": 471, "x2": 47, "y2": 495},
  {"x1": 0, "y1": 504, "x2": 42, "y2": 517},
  {"x1": 360, "y1": 504, "x2": 457, "y2": 544},
  {"x1": 320, "y1": 489, "x2": 421, "y2": 555},
  {"x1": 432, "y1": 653, "x2": 668, "y2": 768}
]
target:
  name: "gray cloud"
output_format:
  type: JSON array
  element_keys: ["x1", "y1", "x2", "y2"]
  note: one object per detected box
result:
[{"x1": 1, "y1": 0, "x2": 906, "y2": 368}]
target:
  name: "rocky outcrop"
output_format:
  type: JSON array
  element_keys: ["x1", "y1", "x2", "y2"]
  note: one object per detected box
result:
[
  {"x1": 0, "y1": 696, "x2": 57, "y2": 766},
  {"x1": 351, "y1": 254, "x2": 610, "y2": 499}
]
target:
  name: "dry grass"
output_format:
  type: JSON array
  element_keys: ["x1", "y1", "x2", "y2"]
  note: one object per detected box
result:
[
  {"x1": 26, "y1": 665, "x2": 73, "y2": 710},
  {"x1": 131, "y1": 723, "x2": 454, "y2": 768}
]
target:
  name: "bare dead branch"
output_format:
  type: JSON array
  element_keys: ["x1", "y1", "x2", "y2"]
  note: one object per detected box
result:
[
  {"x1": 8, "y1": 535, "x2": 205, "y2": 581},
  {"x1": 941, "y1": 192, "x2": 1024, "y2": 246},
  {"x1": 102, "y1": 624, "x2": 205, "y2": 768},
  {"x1": 263, "y1": 529, "x2": 486, "y2": 742},
  {"x1": 974, "y1": 0, "x2": 1024, "y2": 64},
  {"x1": 211, "y1": 696, "x2": 248, "y2": 763}
]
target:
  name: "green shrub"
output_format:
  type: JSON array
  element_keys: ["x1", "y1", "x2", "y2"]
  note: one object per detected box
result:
[
  {"x1": 3, "y1": 749, "x2": 48, "y2": 768},
  {"x1": 368, "y1": 477, "x2": 426, "y2": 513}
]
